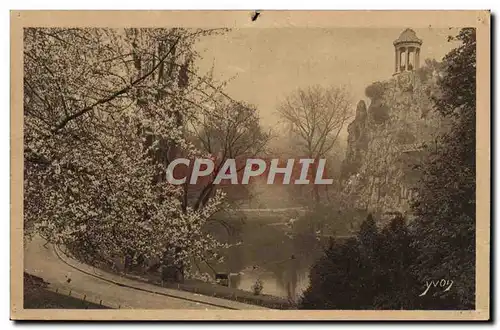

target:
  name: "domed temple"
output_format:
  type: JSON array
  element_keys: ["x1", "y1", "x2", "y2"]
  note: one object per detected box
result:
[
  {"x1": 393, "y1": 28, "x2": 423, "y2": 74},
  {"x1": 341, "y1": 27, "x2": 453, "y2": 228}
]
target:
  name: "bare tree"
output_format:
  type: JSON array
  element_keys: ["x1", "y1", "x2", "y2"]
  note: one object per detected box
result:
[
  {"x1": 173, "y1": 99, "x2": 272, "y2": 273},
  {"x1": 277, "y1": 85, "x2": 352, "y2": 203},
  {"x1": 187, "y1": 99, "x2": 271, "y2": 223}
]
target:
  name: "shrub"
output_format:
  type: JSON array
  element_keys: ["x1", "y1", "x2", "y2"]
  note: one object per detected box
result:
[
  {"x1": 300, "y1": 214, "x2": 419, "y2": 309},
  {"x1": 365, "y1": 81, "x2": 388, "y2": 100},
  {"x1": 252, "y1": 279, "x2": 264, "y2": 295}
]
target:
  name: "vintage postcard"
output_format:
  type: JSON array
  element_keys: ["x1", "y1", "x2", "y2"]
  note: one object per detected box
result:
[{"x1": 11, "y1": 10, "x2": 490, "y2": 321}]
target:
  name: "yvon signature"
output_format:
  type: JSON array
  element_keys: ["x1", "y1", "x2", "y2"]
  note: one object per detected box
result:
[{"x1": 419, "y1": 279, "x2": 454, "y2": 297}]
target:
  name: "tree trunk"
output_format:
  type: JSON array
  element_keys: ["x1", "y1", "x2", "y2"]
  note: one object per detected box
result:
[{"x1": 312, "y1": 159, "x2": 320, "y2": 204}]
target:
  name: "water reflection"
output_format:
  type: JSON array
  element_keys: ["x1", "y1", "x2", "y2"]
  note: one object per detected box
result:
[
  {"x1": 236, "y1": 268, "x2": 310, "y2": 299},
  {"x1": 209, "y1": 211, "x2": 324, "y2": 301}
]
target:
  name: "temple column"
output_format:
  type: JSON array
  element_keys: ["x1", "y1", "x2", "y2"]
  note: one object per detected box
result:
[
  {"x1": 405, "y1": 47, "x2": 410, "y2": 71},
  {"x1": 408, "y1": 47, "x2": 414, "y2": 70},
  {"x1": 394, "y1": 48, "x2": 397, "y2": 73},
  {"x1": 415, "y1": 49, "x2": 420, "y2": 69},
  {"x1": 399, "y1": 47, "x2": 405, "y2": 72}
]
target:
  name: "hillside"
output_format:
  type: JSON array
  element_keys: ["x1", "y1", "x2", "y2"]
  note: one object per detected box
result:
[{"x1": 340, "y1": 64, "x2": 450, "y2": 225}]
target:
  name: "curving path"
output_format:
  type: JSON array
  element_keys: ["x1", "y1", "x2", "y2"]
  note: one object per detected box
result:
[{"x1": 24, "y1": 236, "x2": 267, "y2": 310}]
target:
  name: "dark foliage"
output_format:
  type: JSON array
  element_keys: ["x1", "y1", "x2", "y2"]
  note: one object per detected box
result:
[
  {"x1": 300, "y1": 28, "x2": 476, "y2": 310},
  {"x1": 365, "y1": 81, "x2": 391, "y2": 124},
  {"x1": 300, "y1": 214, "x2": 418, "y2": 309},
  {"x1": 370, "y1": 102, "x2": 391, "y2": 124},
  {"x1": 365, "y1": 81, "x2": 388, "y2": 99},
  {"x1": 411, "y1": 27, "x2": 476, "y2": 309}
]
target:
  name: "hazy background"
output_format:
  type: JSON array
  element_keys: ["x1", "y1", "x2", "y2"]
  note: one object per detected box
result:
[{"x1": 195, "y1": 28, "x2": 461, "y2": 133}]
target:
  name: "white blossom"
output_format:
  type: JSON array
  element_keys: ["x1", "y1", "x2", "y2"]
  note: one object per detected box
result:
[{"x1": 24, "y1": 27, "x2": 234, "y2": 276}]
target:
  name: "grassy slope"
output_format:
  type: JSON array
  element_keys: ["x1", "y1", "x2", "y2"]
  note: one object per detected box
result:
[{"x1": 23, "y1": 273, "x2": 109, "y2": 309}]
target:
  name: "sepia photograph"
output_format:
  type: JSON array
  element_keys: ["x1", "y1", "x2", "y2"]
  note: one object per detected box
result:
[{"x1": 10, "y1": 10, "x2": 490, "y2": 321}]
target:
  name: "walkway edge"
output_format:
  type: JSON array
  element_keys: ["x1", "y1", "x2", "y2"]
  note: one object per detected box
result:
[{"x1": 53, "y1": 245, "x2": 269, "y2": 310}]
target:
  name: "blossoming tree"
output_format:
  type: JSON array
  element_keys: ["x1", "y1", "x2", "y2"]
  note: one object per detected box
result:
[{"x1": 24, "y1": 27, "x2": 239, "y2": 279}]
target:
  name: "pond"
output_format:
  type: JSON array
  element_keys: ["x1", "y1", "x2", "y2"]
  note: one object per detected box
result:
[{"x1": 207, "y1": 210, "x2": 326, "y2": 301}]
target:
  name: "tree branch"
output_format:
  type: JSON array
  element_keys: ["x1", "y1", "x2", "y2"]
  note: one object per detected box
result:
[{"x1": 50, "y1": 36, "x2": 181, "y2": 134}]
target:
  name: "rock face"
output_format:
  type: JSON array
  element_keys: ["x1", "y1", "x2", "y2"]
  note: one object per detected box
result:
[{"x1": 341, "y1": 69, "x2": 449, "y2": 226}]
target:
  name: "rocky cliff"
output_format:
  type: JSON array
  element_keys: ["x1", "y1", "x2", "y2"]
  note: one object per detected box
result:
[{"x1": 341, "y1": 66, "x2": 449, "y2": 225}]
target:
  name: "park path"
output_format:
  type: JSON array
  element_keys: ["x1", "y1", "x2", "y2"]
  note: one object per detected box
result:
[{"x1": 24, "y1": 236, "x2": 268, "y2": 310}]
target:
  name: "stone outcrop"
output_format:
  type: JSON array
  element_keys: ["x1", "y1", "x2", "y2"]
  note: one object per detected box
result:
[{"x1": 341, "y1": 69, "x2": 449, "y2": 225}]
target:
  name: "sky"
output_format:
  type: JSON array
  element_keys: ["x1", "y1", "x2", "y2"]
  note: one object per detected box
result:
[{"x1": 195, "y1": 27, "x2": 461, "y2": 128}]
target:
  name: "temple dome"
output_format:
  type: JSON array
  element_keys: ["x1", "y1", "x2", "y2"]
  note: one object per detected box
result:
[
  {"x1": 393, "y1": 28, "x2": 423, "y2": 74},
  {"x1": 393, "y1": 28, "x2": 422, "y2": 45}
]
